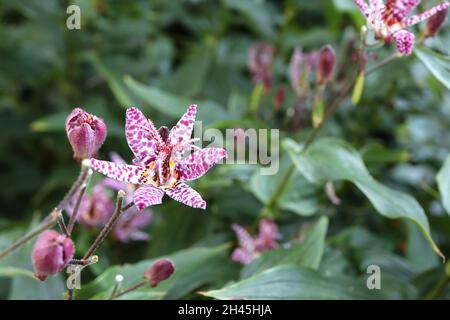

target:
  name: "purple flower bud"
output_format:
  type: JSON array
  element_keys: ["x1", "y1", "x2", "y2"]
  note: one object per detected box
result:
[
  {"x1": 424, "y1": 8, "x2": 448, "y2": 38},
  {"x1": 317, "y1": 45, "x2": 336, "y2": 85},
  {"x1": 66, "y1": 108, "x2": 107, "y2": 160},
  {"x1": 254, "y1": 219, "x2": 281, "y2": 251},
  {"x1": 248, "y1": 42, "x2": 274, "y2": 91},
  {"x1": 31, "y1": 230, "x2": 74, "y2": 281},
  {"x1": 144, "y1": 259, "x2": 175, "y2": 287}
]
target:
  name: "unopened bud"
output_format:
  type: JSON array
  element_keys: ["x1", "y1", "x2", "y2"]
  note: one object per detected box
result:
[
  {"x1": 66, "y1": 108, "x2": 107, "y2": 160},
  {"x1": 144, "y1": 259, "x2": 175, "y2": 287},
  {"x1": 424, "y1": 8, "x2": 448, "y2": 38},
  {"x1": 317, "y1": 45, "x2": 336, "y2": 85},
  {"x1": 32, "y1": 230, "x2": 74, "y2": 281}
]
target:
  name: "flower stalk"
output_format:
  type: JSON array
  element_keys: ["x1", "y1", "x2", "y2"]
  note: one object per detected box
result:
[
  {"x1": 83, "y1": 190, "x2": 128, "y2": 260},
  {"x1": 0, "y1": 210, "x2": 62, "y2": 260}
]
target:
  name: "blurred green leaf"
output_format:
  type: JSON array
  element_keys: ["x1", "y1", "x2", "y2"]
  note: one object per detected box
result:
[
  {"x1": 241, "y1": 216, "x2": 328, "y2": 278},
  {"x1": 77, "y1": 244, "x2": 233, "y2": 300},
  {"x1": 250, "y1": 156, "x2": 319, "y2": 216},
  {"x1": 202, "y1": 265, "x2": 386, "y2": 299},
  {"x1": 124, "y1": 76, "x2": 233, "y2": 124},
  {"x1": 415, "y1": 46, "x2": 450, "y2": 90},
  {"x1": 284, "y1": 137, "x2": 443, "y2": 259}
]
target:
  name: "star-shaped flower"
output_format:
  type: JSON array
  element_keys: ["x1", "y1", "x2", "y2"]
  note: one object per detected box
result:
[
  {"x1": 90, "y1": 105, "x2": 228, "y2": 210},
  {"x1": 354, "y1": 0, "x2": 450, "y2": 55}
]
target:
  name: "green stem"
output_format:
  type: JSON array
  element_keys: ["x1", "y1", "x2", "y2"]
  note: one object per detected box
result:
[{"x1": 110, "y1": 280, "x2": 147, "y2": 300}]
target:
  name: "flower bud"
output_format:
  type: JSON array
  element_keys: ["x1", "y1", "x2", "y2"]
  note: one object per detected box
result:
[
  {"x1": 66, "y1": 108, "x2": 107, "y2": 160},
  {"x1": 31, "y1": 230, "x2": 74, "y2": 281},
  {"x1": 144, "y1": 259, "x2": 175, "y2": 287},
  {"x1": 424, "y1": 8, "x2": 448, "y2": 38},
  {"x1": 317, "y1": 45, "x2": 336, "y2": 85}
]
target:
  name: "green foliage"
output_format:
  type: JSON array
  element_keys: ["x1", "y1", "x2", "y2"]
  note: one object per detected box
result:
[{"x1": 1, "y1": 0, "x2": 450, "y2": 301}]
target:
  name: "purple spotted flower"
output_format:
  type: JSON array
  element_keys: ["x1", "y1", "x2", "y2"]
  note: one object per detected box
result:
[
  {"x1": 90, "y1": 105, "x2": 228, "y2": 210},
  {"x1": 104, "y1": 153, "x2": 153, "y2": 242},
  {"x1": 354, "y1": 0, "x2": 450, "y2": 55},
  {"x1": 231, "y1": 219, "x2": 281, "y2": 265}
]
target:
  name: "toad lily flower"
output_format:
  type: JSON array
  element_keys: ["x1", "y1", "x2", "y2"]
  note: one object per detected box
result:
[
  {"x1": 354, "y1": 0, "x2": 450, "y2": 55},
  {"x1": 90, "y1": 105, "x2": 228, "y2": 210}
]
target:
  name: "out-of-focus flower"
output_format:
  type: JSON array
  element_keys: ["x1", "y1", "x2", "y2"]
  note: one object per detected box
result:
[
  {"x1": 66, "y1": 108, "x2": 107, "y2": 160},
  {"x1": 317, "y1": 45, "x2": 336, "y2": 85},
  {"x1": 32, "y1": 230, "x2": 74, "y2": 281},
  {"x1": 248, "y1": 43, "x2": 274, "y2": 91},
  {"x1": 90, "y1": 105, "x2": 227, "y2": 210},
  {"x1": 67, "y1": 184, "x2": 114, "y2": 228},
  {"x1": 231, "y1": 219, "x2": 281, "y2": 265},
  {"x1": 289, "y1": 47, "x2": 304, "y2": 95},
  {"x1": 144, "y1": 259, "x2": 175, "y2": 287},
  {"x1": 353, "y1": 0, "x2": 450, "y2": 55},
  {"x1": 424, "y1": 7, "x2": 448, "y2": 37}
]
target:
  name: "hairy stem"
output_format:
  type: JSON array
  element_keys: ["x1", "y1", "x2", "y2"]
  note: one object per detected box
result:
[
  {"x1": 0, "y1": 210, "x2": 61, "y2": 260},
  {"x1": 111, "y1": 280, "x2": 147, "y2": 300}
]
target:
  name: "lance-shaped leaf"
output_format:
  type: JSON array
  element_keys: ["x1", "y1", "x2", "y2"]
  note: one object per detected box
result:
[
  {"x1": 415, "y1": 46, "x2": 450, "y2": 90},
  {"x1": 202, "y1": 265, "x2": 387, "y2": 300},
  {"x1": 241, "y1": 217, "x2": 328, "y2": 278},
  {"x1": 283, "y1": 137, "x2": 443, "y2": 260}
]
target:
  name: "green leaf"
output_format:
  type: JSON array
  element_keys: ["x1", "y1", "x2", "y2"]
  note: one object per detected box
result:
[
  {"x1": 0, "y1": 266, "x2": 35, "y2": 279},
  {"x1": 202, "y1": 265, "x2": 386, "y2": 300},
  {"x1": 284, "y1": 137, "x2": 443, "y2": 260},
  {"x1": 159, "y1": 44, "x2": 213, "y2": 97},
  {"x1": 30, "y1": 112, "x2": 67, "y2": 132},
  {"x1": 124, "y1": 76, "x2": 233, "y2": 124},
  {"x1": 77, "y1": 245, "x2": 233, "y2": 300},
  {"x1": 250, "y1": 156, "x2": 319, "y2": 216},
  {"x1": 361, "y1": 142, "x2": 410, "y2": 164},
  {"x1": 87, "y1": 53, "x2": 140, "y2": 107},
  {"x1": 241, "y1": 217, "x2": 328, "y2": 278},
  {"x1": 415, "y1": 46, "x2": 450, "y2": 90},
  {"x1": 351, "y1": 71, "x2": 365, "y2": 105},
  {"x1": 222, "y1": 0, "x2": 276, "y2": 38},
  {"x1": 437, "y1": 154, "x2": 450, "y2": 216}
]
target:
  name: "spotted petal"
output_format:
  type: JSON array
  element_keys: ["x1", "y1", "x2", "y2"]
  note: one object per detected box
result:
[
  {"x1": 133, "y1": 186, "x2": 164, "y2": 210},
  {"x1": 91, "y1": 158, "x2": 150, "y2": 185},
  {"x1": 177, "y1": 148, "x2": 228, "y2": 182},
  {"x1": 125, "y1": 107, "x2": 161, "y2": 166},
  {"x1": 393, "y1": 29, "x2": 415, "y2": 55},
  {"x1": 354, "y1": 0, "x2": 372, "y2": 18},
  {"x1": 404, "y1": 2, "x2": 450, "y2": 27},
  {"x1": 165, "y1": 183, "x2": 206, "y2": 209},
  {"x1": 168, "y1": 104, "x2": 197, "y2": 154}
]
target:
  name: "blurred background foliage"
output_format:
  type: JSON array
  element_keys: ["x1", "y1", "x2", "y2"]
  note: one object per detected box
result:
[{"x1": 0, "y1": 0, "x2": 450, "y2": 299}]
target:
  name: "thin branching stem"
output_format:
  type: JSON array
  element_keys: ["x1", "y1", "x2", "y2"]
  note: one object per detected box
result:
[
  {"x1": 0, "y1": 210, "x2": 61, "y2": 260},
  {"x1": 83, "y1": 191, "x2": 128, "y2": 260},
  {"x1": 111, "y1": 280, "x2": 147, "y2": 300}
]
